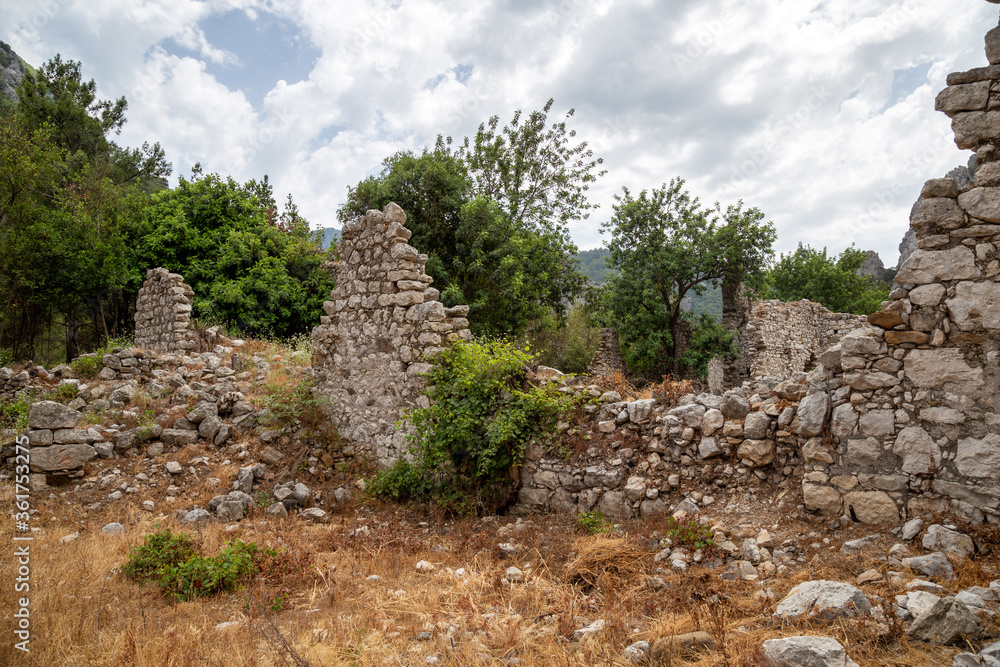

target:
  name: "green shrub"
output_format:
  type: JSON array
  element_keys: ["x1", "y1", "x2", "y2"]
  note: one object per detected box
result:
[
  {"x1": 70, "y1": 335, "x2": 132, "y2": 378},
  {"x1": 368, "y1": 339, "x2": 578, "y2": 514},
  {"x1": 47, "y1": 382, "x2": 79, "y2": 403},
  {"x1": 662, "y1": 517, "x2": 715, "y2": 551},
  {"x1": 577, "y1": 511, "x2": 613, "y2": 535},
  {"x1": 260, "y1": 374, "x2": 329, "y2": 430},
  {"x1": 122, "y1": 529, "x2": 279, "y2": 602},
  {"x1": 0, "y1": 395, "x2": 31, "y2": 430},
  {"x1": 518, "y1": 305, "x2": 600, "y2": 374}
]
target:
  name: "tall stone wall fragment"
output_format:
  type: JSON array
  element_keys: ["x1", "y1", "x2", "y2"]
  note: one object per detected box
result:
[
  {"x1": 311, "y1": 203, "x2": 471, "y2": 465},
  {"x1": 134, "y1": 268, "x2": 197, "y2": 353}
]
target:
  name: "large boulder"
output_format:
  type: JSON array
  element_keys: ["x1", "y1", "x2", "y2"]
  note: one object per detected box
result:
[
  {"x1": 955, "y1": 434, "x2": 1000, "y2": 478},
  {"x1": 895, "y1": 247, "x2": 979, "y2": 284},
  {"x1": 844, "y1": 490, "x2": 899, "y2": 524},
  {"x1": 28, "y1": 444, "x2": 96, "y2": 471},
  {"x1": 947, "y1": 281, "x2": 1000, "y2": 331},
  {"x1": 743, "y1": 412, "x2": 771, "y2": 439},
  {"x1": 762, "y1": 636, "x2": 860, "y2": 667},
  {"x1": 922, "y1": 525, "x2": 974, "y2": 559},
  {"x1": 904, "y1": 349, "x2": 982, "y2": 389},
  {"x1": 774, "y1": 581, "x2": 872, "y2": 621}
]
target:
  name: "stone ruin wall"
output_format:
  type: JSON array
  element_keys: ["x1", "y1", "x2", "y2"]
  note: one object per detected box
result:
[
  {"x1": 311, "y1": 203, "x2": 471, "y2": 466},
  {"x1": 518, "y1": 25, "x2": 1000, "y2": 525},
  {"x1": 134, "y1": 268, "x2": 198, "y2": 353},
  {"x1": 734, "y1": 299, "x2": 871, "y2": 381},
  {"x1": 588, "y1": 328, "x2": 626, "y2": 376}
]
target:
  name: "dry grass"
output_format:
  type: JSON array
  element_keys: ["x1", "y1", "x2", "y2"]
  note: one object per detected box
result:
[{"x1": 2, "y1": 481, "x2": 996, "y2": 667}]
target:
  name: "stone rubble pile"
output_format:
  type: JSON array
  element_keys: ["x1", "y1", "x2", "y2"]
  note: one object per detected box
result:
[{"x1": 311, "y1": 202, "x2": 471, "y2": 465}]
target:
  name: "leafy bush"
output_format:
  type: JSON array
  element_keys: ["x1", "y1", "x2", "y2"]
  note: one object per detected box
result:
[
  {"x1": 0, "y1": 395, "x2": 31, "y2": 430},
  {"x1": 662, "y1": 517, "x2": 715, "y2": 551},
  {"x1": 368, "y1": 339, "x2": 577, "y2": 513},
  {"x1": 577, "y1": 511, "x2": 613, "y2": 535},
  {"x1": 122, "y1": 529, "x2": 279, "y2": 602},
  {"x1": 519, "y1": 305, "x2": 600, "y2": 374},
  {"x1": 47, "y1": 382, "x2": 79, "y2": 403},
  {"x1": 260, "y1": 374, "x2": 329, "y2": 430},
  {"x1": 69, "y1": 335, "x2": 132, "y2": 377}
]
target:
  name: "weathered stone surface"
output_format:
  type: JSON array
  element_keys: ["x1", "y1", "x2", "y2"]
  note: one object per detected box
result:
[
  {"x1": 187, "y1": 401, "x2": 218, "y2": 424},
  {"x1": 830, "y1": 403, "x2": 858, "y2": 439},
  {"x1": 885, "y1": 330, "x2": 930, "y2": 345},
  {"x1": 847, "y1": 437, "x2": 881, "y2": 466},
  {"x1": 868, "y1": 310, "x2": 903, "y2": 329},
  {"x1": 161, "y1": 429, "x2": 199, "y2": 446},
  {"x1": 903, "y1": 552, "x2": 955, "y2": 580},
  {"x1": 843, "y1": 370, "x2": 899, "y2": 391},
  {"x1": 935, "y1": 82, "x2": 990, "y2": 116},
  {"x1": 802, "y1": 437, "x2": 834, "y2": 464},
  {"x1": 743, "y1": 411, "x2": 771, "y2": 439},
  {"x1": 958, "y1": 187, "x2": 1000, "y2": 223},
  {"x1": 952, "y1": 110, "x2": 1000, "y2": 150},
  {"x1": 895, "y1": 247, "x2": 979, "y2": 284},
  {"x1": 134, "y1": 268, "x2": 197, "y2": 352},
  {"x1": 922, "y1": 525, "x2": 974, "y2": 559},
  {"x1": 955, "y1": 434, "x2": 1000, "y2": 478},
  {"x1": 774, "y1": 581, "x2": 872, "y2": 621},
  {"x1": 911, "y1": 196, "x2": 967, "y2": 232},
  {"x1": 909, "y1": 283, "x2": 947, "y2": 307},
  {"x1": 762, "y1": 636, "x2": 860, "y2": 667},
  {"x1": 919, "y1": 407, "x2": 965, "y2": 424},
  {"x1": 721, "y1": 393, "x2": 750, "y2": 419},
  {"x1": 803, "y1": 483, "x2": 842, "y2": 515},
  {"x1": 921, "y1": 178, "x2": 961, "y2": 198},
  {"x1": 892, "y1": 426, "x2": 942, "y2": 476},
  {"x1": 907, "y1": 596, "x2": 980, "y2": 645},
  {"x1": 700, "y1": 408, "x2": 724, "y2": 436},
  {"x1": 27, "y1": 401, "x2": 82, "y2": 430},
  {"x1": 904, "y1": 349, "x2": 982, "y2": 388},
  {"x1": 29, "y1": 444, "x2": 96, "y2": 471},
  {"x1": 844, "y1": 490, "x2": 899, "y2": 524},
  {"x1": 627, "y1": 398, "x2": 656, "y2": 423},
  {"x1": 796, "y1": 392, "x2": 830, "y2": 438},
  {"x1": 947, "y1": 281, "x2": 1000, "y2": 331},
  {"x1": 859, "y1": 410, "x2": 895, "y2": 437},
  {"x1": 698, "y1": 436, "x2": 722, "y2": 459},
  {"x1": 737, "y1": 439, "x2": 775, "y2": 467}
]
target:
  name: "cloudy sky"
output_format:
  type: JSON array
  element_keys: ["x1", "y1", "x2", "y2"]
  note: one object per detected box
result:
[{"x1": 3, "y1": 0, "x2": 997, "y2": 265}]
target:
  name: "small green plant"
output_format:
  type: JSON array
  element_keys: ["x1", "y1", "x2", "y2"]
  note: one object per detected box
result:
[
  {"x1": 122, "y1": 529, "x2": 280, "y2": 602},
  {"x1": 663, "y1": 517, "x2": 715, "y2": 551},
  {"x1": 0, "y1": 395, "x2": 31, "y2": 430},
  {"x1": 69, "y1": 335, "x2": 132, "y2": 378},
  {"x1": 47, "y1": 382, "x2": 80, "y2": 403},
  {"x1": 577, "y1": 511, "x2": 613, "y2": 535},
  {"x1": 260, "y1": 375, "x2": 329, "y2": 430},
  {"x1": 368, "y1": 339, "x2": 580, "y2": 514}
]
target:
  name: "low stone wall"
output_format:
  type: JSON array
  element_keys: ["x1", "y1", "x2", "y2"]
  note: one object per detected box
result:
[
  {"x1": 134, "y1": 268, "x2": 197, "y2": 353},
  {"x1": 311, "y1": 203, "x2": 471, "y2": 466}
]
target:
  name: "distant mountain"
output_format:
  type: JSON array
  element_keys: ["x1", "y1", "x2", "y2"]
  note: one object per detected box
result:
[
  {"x1": 0, "y1": 41, "x2": 28, "y2": 110},
  {"x1": 576, "y1": 248, "x2": 614, "y2": 284},
  {"x1": 321, "y1": 227, "x2": 340, "y2": 249}
]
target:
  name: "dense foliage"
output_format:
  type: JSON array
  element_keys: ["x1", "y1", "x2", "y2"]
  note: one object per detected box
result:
[
  {"x1": 339, "y1": 100, "x2": 601, "y2": 338},
  {"x1": 139, "y1": 171, "x2": 334, "y2": 338},
  {"x1": 765, "y1": 245, "x2": 891, "y2": 315},
  {"x1": 596, "y1": 178, "x2": 775, "y2": 376},
  {"x1": 0, "y1": 53, "x2": 333, "y2": 363},
  {"x1": 368, "y1": 339, "x2": 576, "y2": 514},
  {"x1": 122, "y1": 529, "x2": 280, "y2": 602}
]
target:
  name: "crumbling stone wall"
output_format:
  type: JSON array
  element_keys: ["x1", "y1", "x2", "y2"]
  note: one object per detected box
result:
[
  {"x1": 134, "y1": 268, "x2": 197, "y2": 353},
  {"x1": 735, "y1": 300, "x2": 871, "y2": 380},
  {"x1": 312, "y1": 203, "x2": 471, "y2": 465},
  {"x1": 588, "y1": 328, "x2": 626, "y2": 375}
]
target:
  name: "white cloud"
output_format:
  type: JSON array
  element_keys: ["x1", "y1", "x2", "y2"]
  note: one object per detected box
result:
[{"x1": 2, "y1": 0, "x2": 997, "y2": 267}]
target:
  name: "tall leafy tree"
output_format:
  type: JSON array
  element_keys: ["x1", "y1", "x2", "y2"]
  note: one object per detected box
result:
[
  {"x1": 765, "y1": 244, "x2": 890, "y2": 315},
  {"x1": 339, "y1": 100, "x2": 598, "y2": 337},
  {"x1": 598, "y1": 178, "x2": 775, "y2": 374},
  {"x1": 140, "y1": 171, "x2": 333, "y2": 338}
]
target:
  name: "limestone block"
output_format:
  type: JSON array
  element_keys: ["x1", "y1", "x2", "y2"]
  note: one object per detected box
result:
[
  {"x1": 28, "y1": 401, "x2": 82, "y2": 430},
  {"x1": 952, "y1": 110, "x2": 1000, "y2": 150},
  {"x1": 895, "y1": 247, "x2": 979, "y2": 284},
  {"x1": 743, "y1": 411, "x2": 771, "y2": 439},
  {"x1": 844, "y1": 490, "x2": 899, "y2": 524},
  {"x1": 958, "y1": 186, "x2": 1000, "y2": 223},
  {"x1": 859, "y1": 410, "x2": 895, "y2": 437},
  {"x1": 737, "y1": 439, "x2": 775, "y2": 467},
  {"x1": 892, "y1": 426, "x2": 942, "y2": 476},
  {"x1": 29, "y1": 444, "x2": 96, "y2": 471},
  {"x1": 847, "y1": 437, "x2": 882, "y2": 466},
  {"x1": 946, "y1": 281, "x2": 1000, "y2": 331},
  {"x1": 920, "y1": 177, "x2": 961, "y2": 198},
  {"x1": 910, "y1": 197, "x2": 966, "y2": 231},
  {"x1": 796, "y1": 392, "x2": 830, "y2": 438},
  {"x1": 904, "y1": 349, "x2": 982, "y2": 388},
  {"x1": 955, "y1": 434, "x2": 1000, "y2": 478},
  {"x1": 909, "y1": 284, "x2": 946, "y2": 307},
  {"x1": 830, "y1": 403, "x2": 858, "y2": 440}
]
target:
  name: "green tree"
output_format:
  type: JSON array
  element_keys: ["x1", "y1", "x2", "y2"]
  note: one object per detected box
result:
[
  {"x1": 598, "y1": 178, "x2": 775, "y2": 375},
  {"x1": 765, "y1": 244, "x2": 890, "y2": 315},
  {"x1": 340, "y1": 100, "x2": 599, "y2": 337},
  {"x1": 139, "y1": 171, "x2": 334, "y2": 338}
]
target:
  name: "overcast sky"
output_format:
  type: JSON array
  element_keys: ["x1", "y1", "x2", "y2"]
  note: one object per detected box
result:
[{"x1": 4, "y1": 0, "x2": 997, "y2": 265}]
